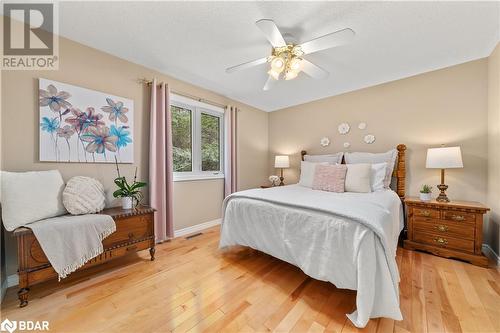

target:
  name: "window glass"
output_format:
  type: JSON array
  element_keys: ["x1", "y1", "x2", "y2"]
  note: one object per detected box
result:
[
  {"x1": 201, "y1": 112, "x2": 221, "y2": 171},
  {"x1": 171, "y1": 105, "x2": 192, "y2": 172}
]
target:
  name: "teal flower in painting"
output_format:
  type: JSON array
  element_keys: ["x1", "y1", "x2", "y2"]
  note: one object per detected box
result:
[
  {"x1": 101, "y1": 98, "x2": 129, "y2": 123},
  {"x1": 40, "y1": 117, "x2": 60, "y2": 133},
  {"x1": 110, "y1": 125, "x2": 132, "y2": 148}
]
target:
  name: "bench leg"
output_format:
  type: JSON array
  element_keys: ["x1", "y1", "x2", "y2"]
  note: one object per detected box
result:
[
  {"x1": 18, "y1": 287, "x2": 29, "y2": 307},
  {"x1": 149, "y1": 246, "x2": 155, "y2": 261}
]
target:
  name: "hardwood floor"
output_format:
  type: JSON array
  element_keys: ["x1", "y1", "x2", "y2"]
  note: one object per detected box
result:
[{"x1": 2, "y1": 226, "x2": 499, "y2": 333}]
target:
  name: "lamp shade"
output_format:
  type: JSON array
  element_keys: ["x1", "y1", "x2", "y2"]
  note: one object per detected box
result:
[
  {"x1": 426, "y1": 146, "x2": 463, "y2": 169},
  {"x1": 274, "y1": 155, "x2": 290, "y2": 168}
]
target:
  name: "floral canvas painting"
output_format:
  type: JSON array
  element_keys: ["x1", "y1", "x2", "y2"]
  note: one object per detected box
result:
[{"x1": 39, "y1": 78, "x2": 134, "y2": 163}]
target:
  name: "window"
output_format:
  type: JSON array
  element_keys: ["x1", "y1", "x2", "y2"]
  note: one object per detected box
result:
[{"x1": 171, "y1": 95, "x2": 224, "y2": 181}]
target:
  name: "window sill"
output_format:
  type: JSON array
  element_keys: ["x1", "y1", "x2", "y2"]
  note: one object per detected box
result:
[{"x1": 173, "y1": 174, "x2": 225, "y2": 182}]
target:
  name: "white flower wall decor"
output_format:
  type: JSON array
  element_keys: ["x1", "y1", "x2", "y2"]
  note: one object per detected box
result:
[
  {"x1": 358, "y1": 122, "x2": 367, "y2": 130},
  {"x1": 337, "y1": 122, "x2": 350, "y2": 135},
  {"x1": 343, "y1": 142, "x2": 351, "y2": 148},
  {"x1": 320, "y1": 137, "x2": 330, "y2": 147},
  {"x1": 364, "y1": 134, "x2": 376, "y2": 144}
]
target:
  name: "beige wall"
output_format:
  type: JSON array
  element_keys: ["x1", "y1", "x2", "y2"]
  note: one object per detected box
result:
[
  {"x1": 269, "y1": 59, "x2": 488, "y2": 205},
  {"x1": 487, "y1": 43, "x2": 500, "y2": 256},
  {"x1": 1, "y1": 36, "x2": 269, "y2": 275}
]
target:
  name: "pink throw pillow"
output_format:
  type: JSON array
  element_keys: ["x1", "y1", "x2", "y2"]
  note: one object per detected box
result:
[{"x1": 312, "y1": 164, "x2": 347, "y2": 193}]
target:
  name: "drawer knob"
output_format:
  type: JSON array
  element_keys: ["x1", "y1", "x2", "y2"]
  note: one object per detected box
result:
[
  {"x1": 434, "y1": 237, "x2": 448, "y2": 246},
  {"x1": 451, "y1": 215, "x2": 465, "y2": 221},
  {"x1": 421, "y1": 210, "x2": 431, "y2": 217},
  {"x1": 128, "y1": 232, "x2": 135, "y2": 239},
  {"x1": 435, "y1": 225, "x2": 449, "y2": 232}
]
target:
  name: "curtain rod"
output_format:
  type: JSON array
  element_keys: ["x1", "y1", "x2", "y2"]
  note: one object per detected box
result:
[{"x1": 137, "y1": 78, "x2": 227, "y2": 110}]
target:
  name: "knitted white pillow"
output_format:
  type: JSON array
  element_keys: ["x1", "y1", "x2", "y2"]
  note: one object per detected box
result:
[{"x1": 62, "y1": 176, "x2": 105, "y2": 215}]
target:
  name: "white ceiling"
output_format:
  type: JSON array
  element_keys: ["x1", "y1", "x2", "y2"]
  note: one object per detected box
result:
[{"x1": 57, "y1": 1, "x2": 499, "y2": 112}]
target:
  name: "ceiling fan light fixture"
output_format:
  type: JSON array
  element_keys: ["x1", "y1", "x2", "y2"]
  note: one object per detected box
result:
[
  {"x1": 268, "y1": 69, "x2": 281, "y2": 80},
  {"x1": 289, "y1": 57, "x2": 302, "y2": 71},
  {"x1": 271, "y1": 56, "x2": 285, "y2": 72},
  {"x1": 284, "y1": 70, "x2": 298, "y2": 81}
]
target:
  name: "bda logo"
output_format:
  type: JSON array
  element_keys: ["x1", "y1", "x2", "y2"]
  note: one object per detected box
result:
[{"x1": 0, "y1": 319, "x2": 17, "y2": 333}]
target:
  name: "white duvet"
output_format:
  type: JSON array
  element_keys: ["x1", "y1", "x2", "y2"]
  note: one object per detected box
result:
[{"x1": 219, "y1": 184, "x2": 404, "y2": 328}]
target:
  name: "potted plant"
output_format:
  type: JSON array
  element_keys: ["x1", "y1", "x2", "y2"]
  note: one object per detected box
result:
[
  {"x1": 113, "y1": 157, "x2": 147, "y2": 209},
  {"x1": 419, "y1": 184, "x2": 433, "y2": 201}
]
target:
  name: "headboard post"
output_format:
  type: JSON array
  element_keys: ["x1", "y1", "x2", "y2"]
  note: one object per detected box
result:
[
  {"x1": 301, "y1": 150, "x2": 307, "y2": 161},
  {"x1": 396, "y1": 144, "x2": 407, "y2": 199}
]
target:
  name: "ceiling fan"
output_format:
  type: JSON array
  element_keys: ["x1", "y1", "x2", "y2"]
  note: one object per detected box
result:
[{"x1": 226, "y1": 19, "x2": 355, "y2": 91}]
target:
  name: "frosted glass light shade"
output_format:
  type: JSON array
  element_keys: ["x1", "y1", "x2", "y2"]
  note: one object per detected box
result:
[
  {"x1": 274, "y1": 155, "x2": 290, "y2": 168},
  {"x1": 426, "y1": 147, "x2": 463, "y2": 169}
]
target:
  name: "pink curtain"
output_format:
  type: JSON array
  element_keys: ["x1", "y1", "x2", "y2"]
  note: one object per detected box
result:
[
  {"x1": 224, "y1": 106, "x2": 238, "y2": 197},
  {"x1": 149, "y1": 80, "x2": 174, "y2": 241}
]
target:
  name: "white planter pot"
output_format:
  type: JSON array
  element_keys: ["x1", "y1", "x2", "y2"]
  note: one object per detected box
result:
[
  {"x1": 419, "y1": 192, "x2": 432, "y2": 201},
  {"x1": 122, "y1": 197, "x2": 134, "y2": 209}
]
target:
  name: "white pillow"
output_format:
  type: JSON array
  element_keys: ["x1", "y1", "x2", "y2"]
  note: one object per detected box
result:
[
  {"x1": 344, "y1": 149, "x2": 397, "y2": 188},
  {"x1": 304, "y1": 152, "x2": 343, "y2": 164},
  {"x1": 1, "y1": 170, "x2": 67, "y2": 231},
  {"x1": 63, "y1": 176, "x2": 106, "y2": 215},
  {"x1": 371, "y1": 162, "x2": 387, "y2": 192},
  {"x1": 345, "y1": 164, "x2": 372, "y2": 193},
  {"x1": 299, "y1": 161, "x2": 328, "y2": 188}
]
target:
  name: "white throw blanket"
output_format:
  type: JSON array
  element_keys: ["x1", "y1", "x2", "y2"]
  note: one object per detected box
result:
[
  {"x1": 220, "y1": 185, "x2": 403, "y2": 328},
  {"x1": 28, "y1": 214, "x2": 116, "y2": 280}
]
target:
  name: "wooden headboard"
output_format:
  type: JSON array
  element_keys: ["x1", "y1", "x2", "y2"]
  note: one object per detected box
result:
[{"x1": 300, "y1": 144, "x2": 407, "y2": 199}]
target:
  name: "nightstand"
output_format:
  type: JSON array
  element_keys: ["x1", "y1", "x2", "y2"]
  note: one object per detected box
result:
[{"x1": 403, "y1": 197, "x2": 490, "y2": 267}]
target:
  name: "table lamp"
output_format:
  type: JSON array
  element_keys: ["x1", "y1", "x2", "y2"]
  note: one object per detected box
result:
[
  {"x1": 274, "y1": 155, "x2": 290, "y2": 186},
  {"x1": 425, "y1": 146, "x2": 463, "y2": 202}
]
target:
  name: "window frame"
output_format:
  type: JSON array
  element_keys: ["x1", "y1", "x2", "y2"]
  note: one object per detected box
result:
[{"x1": 171, "y1": 95, "x2": 225, "y2": 182}]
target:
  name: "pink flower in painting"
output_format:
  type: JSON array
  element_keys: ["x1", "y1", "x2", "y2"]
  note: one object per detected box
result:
[
  {"x1": 39, "y1": 84, "x2": 72, "y2": 112},
  {"x1": 81, "y1": 126, "x2": 118, "y2": 154},
  {"x1": 65, "y1": 107, "x2": 105, "y2": 132},
  {"x1": 56, "y1": 125, "x2": 75, "y2": 139},
  {"x1": 101, "y1": 98, "x2": 129, "y2": 123}
]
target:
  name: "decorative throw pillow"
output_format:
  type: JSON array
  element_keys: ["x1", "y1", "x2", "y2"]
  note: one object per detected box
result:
[
  {"x1": 371, "y1": 162, "x2": 388, "y2": 192},
  {"x1": 304, "y1": 152, "x2": 343, "y2": 164},
  {"x1": 1, "y1": 170, "x2": 67, "y2": 231},
  {"x1": 298, "y1": 161, "x2": 329, "y2": 188},
  {"x1": 312, "y1": 164, "x2": 347, "y2": 193},
  {"x1": 344, "y1": 149, "x2": 397, "y2": 188},
  {"x1": 345, "y1": 163, "x2": 372, "y2": 193},
  {"x1": 62, "y1": 176, "x2": 106, "y2": 215}
]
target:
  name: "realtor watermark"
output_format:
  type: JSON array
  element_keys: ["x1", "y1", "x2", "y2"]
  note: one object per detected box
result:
[
  {"x1": 2, "y1": 1, "x2": 59, "y2": 70},
  {"x1": 0, "y1": 319, "x2": 49, "y2": 333}
]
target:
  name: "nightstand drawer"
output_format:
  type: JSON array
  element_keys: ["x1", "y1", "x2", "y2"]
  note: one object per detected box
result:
[
  {"x1": 413, "y1": 219, "x2": 475, "y2": 240},
  {"x1": 442, "y1": 211, "x2": 476, "y2": 224},
  {"x1": 413, "y1": 231, "x2": 474, "y2": 252},
  {"x1": 413, "y1": 208, "x2": 440, "y2": 219}
]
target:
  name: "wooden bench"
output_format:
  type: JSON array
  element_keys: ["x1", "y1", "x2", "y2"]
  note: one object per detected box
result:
[{"x1": 13, "y1": 206, "x2": 155, "y2": 307}]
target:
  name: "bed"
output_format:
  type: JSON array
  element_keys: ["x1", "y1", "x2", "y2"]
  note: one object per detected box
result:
[{"x1": 219, "y1": 144, "x2": 407, "y2": 328}]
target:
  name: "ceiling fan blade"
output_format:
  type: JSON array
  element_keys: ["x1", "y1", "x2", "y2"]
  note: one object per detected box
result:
[
  {"x1": 263, "y1": 76, "x2": 278, "y2": 91},
  {"x1": 256, "y1": 19, "x2": 286, "y2": 47},
  {"x1": 301, "y1": 59, "x2": 329, "y2": 79},
  {"x1": 299, "y1": 28, "x2": 355, "y2": 55},
  {"x1": 225, "y1": 57, "x2": 268, "y2": 74}
]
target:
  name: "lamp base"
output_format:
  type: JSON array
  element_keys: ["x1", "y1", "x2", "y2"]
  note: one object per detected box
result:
[
  {"x1": 436, "y1": 183, "x2": 450, "y2": 202},
  {"x1": 279, "y1": 176, "x2": 285, "y2": 186}
]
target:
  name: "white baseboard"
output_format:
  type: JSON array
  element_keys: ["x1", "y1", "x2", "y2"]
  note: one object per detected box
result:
[
  {"x1": 174, "y1": 219, "x2": 221, "y2": 238},
  {"x1": 6, "y1": 274, "x2": 18, "y2": 288},
  {"x1": 482, "y1": 243, "x2": 500, "y2": 266}
]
